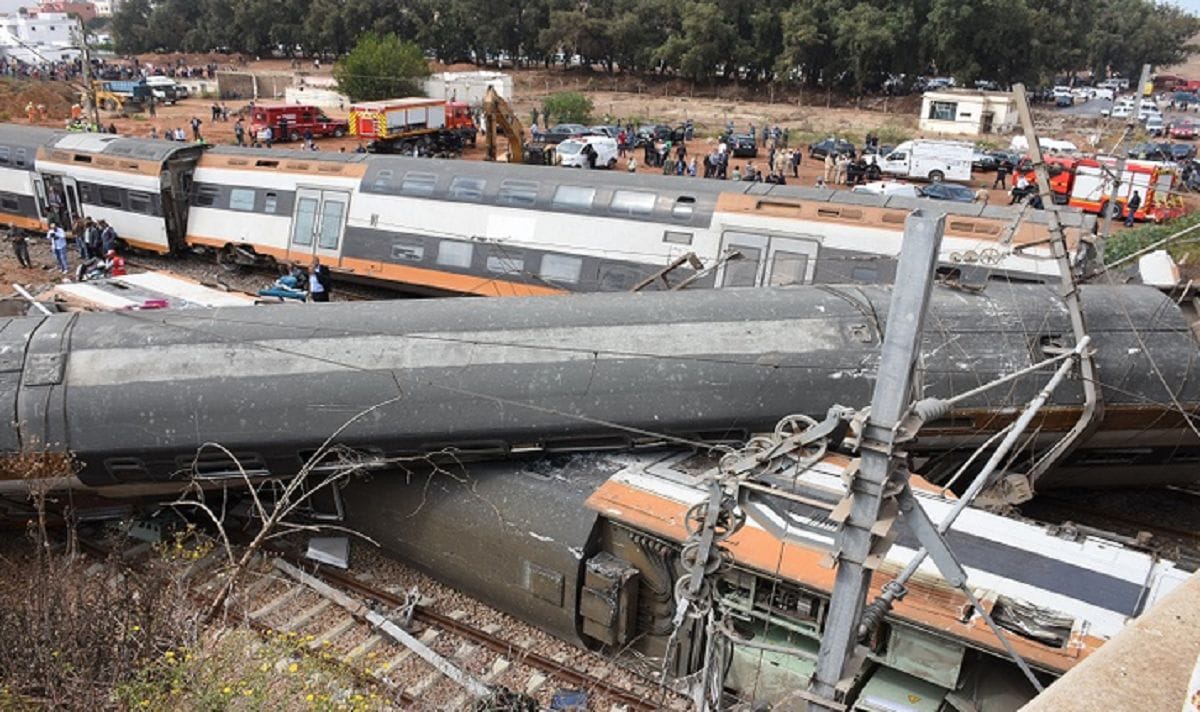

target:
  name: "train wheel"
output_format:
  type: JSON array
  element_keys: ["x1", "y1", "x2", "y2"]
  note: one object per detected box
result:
[{"x1": 216, "y1": 245, "x2": 242, "y2": 273}]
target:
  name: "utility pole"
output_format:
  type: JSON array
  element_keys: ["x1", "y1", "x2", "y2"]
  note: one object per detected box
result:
[
  {"x1": 1097, "y1": 63, "x2": 1152, "y2": 264},
  {"x1": 1010, "y1": 83, "x2": 1103, "y2": 493},
  {"x1": 806, "y1": 211, "x2": 944, "y2": 711},
  {"x1": 76, "y1": 16, "x2": 100, "y2": 130}
]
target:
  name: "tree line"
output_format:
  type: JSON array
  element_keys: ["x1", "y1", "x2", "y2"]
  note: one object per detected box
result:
[{"x1": 112, "y1": 0, "x2": 1199, "y2": 92}]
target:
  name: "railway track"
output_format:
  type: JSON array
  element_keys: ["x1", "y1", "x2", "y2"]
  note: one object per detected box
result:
[
  {"x1": 1019, "y1": 486, "x2": 1200, "y2": 566},
  {"x1": 76, "y1": 534, "x2": 679, "y2": 711}
]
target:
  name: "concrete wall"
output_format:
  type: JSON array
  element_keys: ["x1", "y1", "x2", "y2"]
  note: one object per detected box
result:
[
  {"x1": 283, "y1": 85, "x2": 349, "y2": 110},
  {"x1": 423, "y1": 71, "x2": 513, "y2": 106}
]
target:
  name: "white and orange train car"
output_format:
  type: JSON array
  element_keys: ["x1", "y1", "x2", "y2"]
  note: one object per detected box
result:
[
  {"x1": 0, "y1": 123, "x2": 1099, "y2": 295},
  {"x1": 343, "y1": 447, "x2": 1188, "y2": 710}
]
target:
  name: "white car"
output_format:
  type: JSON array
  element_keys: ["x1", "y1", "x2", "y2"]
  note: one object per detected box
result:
[
  {"x1": 1145, "y1": 115, "x2": 1166, "y2": 136},
  {"x1": 852, "y1": 181, "x2": 921, "y2": 198},
  {"x1": 555, "y1": 136, "x2": 619, "y2": 169}
]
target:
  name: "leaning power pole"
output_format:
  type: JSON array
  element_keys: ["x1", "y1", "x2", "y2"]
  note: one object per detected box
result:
[
  {"x1": 1097, "y1": 63, "x2": 1153, "y2": 263},
  {"x1": 76, "y1": 17, "x2": 100, "y2": 129},
  {"x1": 806, "y1": 211, "x2": 945, "y2": 711}
]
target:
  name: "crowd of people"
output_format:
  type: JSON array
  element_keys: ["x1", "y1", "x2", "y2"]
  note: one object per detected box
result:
[{"x1": 17, "y1": 216, "x2": 123, "y2": 279}]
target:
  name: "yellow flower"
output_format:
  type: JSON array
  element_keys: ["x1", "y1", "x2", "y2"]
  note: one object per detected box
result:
[
  {"x1": 288, "y1": 662, "x2": 298, "y2": 673},
  {"x1": 222, "y1": 686, "x2": 232, "y2": 695},
  {"x1": 243, "y1": 689, "x2": 254, "y2": 696},
  {"x1": 306, "y1": 694, "x2": 315, "y2": 702},
  {"x1": 139, "y1": 700, "x2": 150, "y2": 708},
  {"x1": 260, "y1": 663, "x2": 270, "y2": 672},
  {"x1": 131, "y1": 625, "x2": 141, "y2": 632}
]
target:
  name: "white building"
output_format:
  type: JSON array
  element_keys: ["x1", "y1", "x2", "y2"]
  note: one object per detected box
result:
[
  {"x1": 93, "y1": 0, "x2": 120, "y2": 17},
  {"x1": 918, "y1": 89, "x2": 1017, "y2": 137},
  {"x1": 424, "y1": 71, "x2": 513, "y2": 105},
  {"x1": 0, "y1": 12, "x2": 79, "y2": 63}
]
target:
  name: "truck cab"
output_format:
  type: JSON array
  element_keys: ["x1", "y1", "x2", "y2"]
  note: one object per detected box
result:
[
  {"x1": 144, "y1": 75, "x2": 186, "y2": 104},
  {"x1": 250, "y1": 105, "x2": 349, "y2": 142}
]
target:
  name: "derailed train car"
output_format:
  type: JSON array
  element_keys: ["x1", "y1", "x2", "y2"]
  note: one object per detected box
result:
[
  {"x1": 0, "y1": 284, "x2": 1198, "y2": 493},
  {"x1": 339, "y1": 449, "x2": 1189, "y2": 710},
  {"x1": 0, "y1": 123, "x2": 1096, "y2": 296}
]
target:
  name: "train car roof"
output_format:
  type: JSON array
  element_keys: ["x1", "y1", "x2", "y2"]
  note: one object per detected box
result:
[
  {"x1": 0, "y1": 124, "x2": 66, "y2": 146},
  {"x1": 354, "y1": 152, "x2": 1093, "y2": 230},
  {"x1": 47, "y1": 133, "x2": 200, "y2": 162},
  {"x1": 207, "y1": 144, "x2": 371, "y2": 165}
]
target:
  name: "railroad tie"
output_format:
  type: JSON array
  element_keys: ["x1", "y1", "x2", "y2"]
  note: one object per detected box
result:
[
  {"x1": 307, "y1": 614, "x2": 356, "y2": 650},
  {"x1": 281, "y1": 598, "x2": 332, "y2": 632},
  {"x1": 120, "y1": 542, "x2": 152, "y2": 560},
  {"x1": 447, "y1": 656, "x2": 510, "y2": 709},
  {"x1": 249, "y1": 585, "x2": 303, "y2": 622},
  {"x1": 524, "y1": 672, "x2": 548, "y2": 695},
  {"x1": 227, "y1": 570, "x2": 278, "y2": 609},
  {"x1": 343, "y1": 633, "x2": 384, "y2": 662},
  {"x1": 179, "y1": 550, "x2": 222, "y2": 583},
  {"x1": 375, "y1": 628, "x2": 440, "y2": 680}
]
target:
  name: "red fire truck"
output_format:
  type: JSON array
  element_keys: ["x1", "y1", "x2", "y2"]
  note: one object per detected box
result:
[
  {"x1": 1069, "y1": 158, "x2": 1186, "y2": 223},
  {"x1": 1015, "y1": 155, "x2": 1079, "y2": 204},
  {"x1": 248, "y1": 104, "x2": 349, "y2": 142},
  {"x1": 348, "y1": 98, "x2": 477, "y2": 155}
]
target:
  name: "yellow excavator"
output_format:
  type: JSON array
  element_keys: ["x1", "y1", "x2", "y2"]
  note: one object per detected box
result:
[{"x1": 482, "y1": 86, "x2": 524, "y2": 163}]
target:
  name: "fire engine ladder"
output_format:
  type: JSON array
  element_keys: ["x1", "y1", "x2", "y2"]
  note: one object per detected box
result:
[{"x1": 482, "y1": 86, "x2": 524, "y2": 164}]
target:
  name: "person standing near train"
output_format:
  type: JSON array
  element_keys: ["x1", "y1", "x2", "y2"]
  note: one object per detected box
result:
[{"x1": 47, "y1": 221, "x2": 68, "y2": 274}]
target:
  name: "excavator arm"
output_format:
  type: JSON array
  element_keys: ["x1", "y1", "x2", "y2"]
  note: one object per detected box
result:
[{"x1": 482, "y1": 86, "x2": 524, "y2": 164}]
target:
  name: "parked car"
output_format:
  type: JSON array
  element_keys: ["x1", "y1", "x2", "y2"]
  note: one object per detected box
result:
[
  {"x1": 1145, "y1": 115, "x2": 1167, "y2": 137},
  {"x1": 989, "y1": 150, "x2": 1021, "y2": 168},
  {"x1": 918, "y1": 182, "x2": 976, "y2": 203},
  {"x1": 636, "y1": 124, "x2": 685, "y2": 146},
  {"x1": 589, "y1": 124, "x2": 621, "y2": 138},
  {"x1": 971, "y1": 149, "x2": 998, "y2": 171},
  {"x1": 1127, "y1": 142, "x2": 1173, "y2": 161},
  {"x1": 728, "y1": 133, "x2": 758, "y2": 157},
  {"x1": 809, "y1": 138, "x2": 857, "y2": 159},
  {"x1": 1171, "y1": 121, "x2": 1198, "y2": 140},
  {"x1": 539, "y1": 123, "x2": 591, "y2": 144},
  {"x1": 851, "y1": 181, "x2": 921, "y2": 198},
  {"x1": 556, "y1": 136, "x2": 620, "y2": 169},
  {"x1": 1168, "y1": 143, "x2": 1197, "y2": 161}
]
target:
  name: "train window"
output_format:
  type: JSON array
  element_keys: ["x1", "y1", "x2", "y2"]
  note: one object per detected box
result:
[
  {"x1": 663, "y1": 230, "x2": 692, "y2": 245},
  {"x1": 317, "y1": 200, "x2": 344, "y2": 249},
  {"x1": 372, "y1": 169, "x2": 394, "y2": 190},
  {"x1": 539, "y1": 253, "x2": 583, "y2": 284},
  {"x1": 672, "y1": 196, "x2": 696, "y2": 220},
  {"x1": 400, "y1": 172, "x2": 437, "y2": 197},
  {"x1": 486, "y1": 249, "x2": 525, "y2": 275},
  {"x1": 73, "y1": 154, "x2": 92, "y2": 163},
  {"x1": 128, "y1": 192, "x2": 152, "y2": 214},
  {"x1": 99, "y1": 186, "x2": 122, "y2": 208},
  {"x1": 391, "y1": 238, "x2": 425, "y2": 262},
  {"x1": 768, "y1": 251, "x2": 809, "y2": 286},
  {"x1": 721, "y1": 246, "x2": 761, "y2": 287},
  {"x1": 449, "y1": 175, "x2": 486, "y2": 201},
  {"x1": 254, "y1": 159, "x2": 278, "y2": 168},
  {"x1": 229, "y1": 188, "x2": 256, "y2": 212},
  {"x1": 195, "y1": 185, "x2": 220, "y2": 207},
  {"x1": 15, "y1": 149, "x2": 26, "y2": 167},
  {"x1": 0, "y1": 194, "x2": 17, "y2": 211},
  {"x1": 599, "y1": 265, "x2": 640, "y2": 290},
  {"x1": 851, "y1": 266, "x2": 880, "y2": 283},
  {"x1": 436, "y1": 241, "x2": 474, "y2": 268},
  {"x1": 551, "y1": 185, "x2": 595, "y2": 210},
  {"x1": 498, "y1": 179, "x2": 539, "y2": 207},
  {"x1": 0, "y1": 147, "x2": 11, "y2": 165},
  {"x1": 264, "y1": 192, "x2": 278, "y2": 213},
  {"x1": 609, "y1": 190, "x2": 656, "y2": 216}
]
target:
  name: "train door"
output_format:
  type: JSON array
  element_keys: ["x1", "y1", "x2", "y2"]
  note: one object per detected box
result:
[
  {"x1": 288, "y1": 188, "x2": 349, "y2": 266},
  {"x1": 61, "y1": 176, "x2": 81, "y2": 223},
  {"x1": 716, "y1": 231, "x2": 820, "y2": 287},
  {"x1": 716, "y1": 231, "x2": 767, "y2": 287},
  {"x1": 765, "y1": 236, "x2": 819, "y2": 286},
  {"x1": 34, "y1": 173, "x2": 74, "y2": 226}
]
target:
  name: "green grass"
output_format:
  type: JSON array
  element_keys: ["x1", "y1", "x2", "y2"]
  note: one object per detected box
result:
[{"x1": 1104, "y1": 210, "x2": 1200, "y2": 265}]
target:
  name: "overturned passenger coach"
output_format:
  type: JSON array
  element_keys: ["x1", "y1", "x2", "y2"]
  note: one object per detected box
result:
[{"x1": 0, "y1": 284, "x2": 1198, "y2": 493}]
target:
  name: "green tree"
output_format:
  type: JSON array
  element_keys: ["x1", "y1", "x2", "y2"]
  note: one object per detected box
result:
[
  {"x1": 333, "y1": 32, "x2": 431, "y2": 102},
  {"x1": 542, "y1": 91, "x2": 593, "y2": 123},
  {"x1": 655, "y1": 2, "x2": 734, "y2": 82},
  {"x1": 833, "y1": 3, "x2": 911, "y2": 93},
  {"x1": 110, "y1": 0, "x2": 158, "y2": 53}
]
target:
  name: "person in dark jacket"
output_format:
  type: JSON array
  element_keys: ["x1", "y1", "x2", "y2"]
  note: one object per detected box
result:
[
  {"x1": 1125, "y1": 191, "x2": 1141, "y2": 226},
  {"x1": 309, "y1": 257, "x2": 331, "y2": 302}
]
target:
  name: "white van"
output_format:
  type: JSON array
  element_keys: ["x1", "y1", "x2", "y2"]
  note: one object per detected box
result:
[
  {"x1": 144, "y1": 75, "x2": 187, "y2": 104},
  {"x1": 556, "y1": 136, "x2": 619, "y2": 169},
  {"x1": 879, "y1": 140, "x2": 972, "y2": 182}
]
